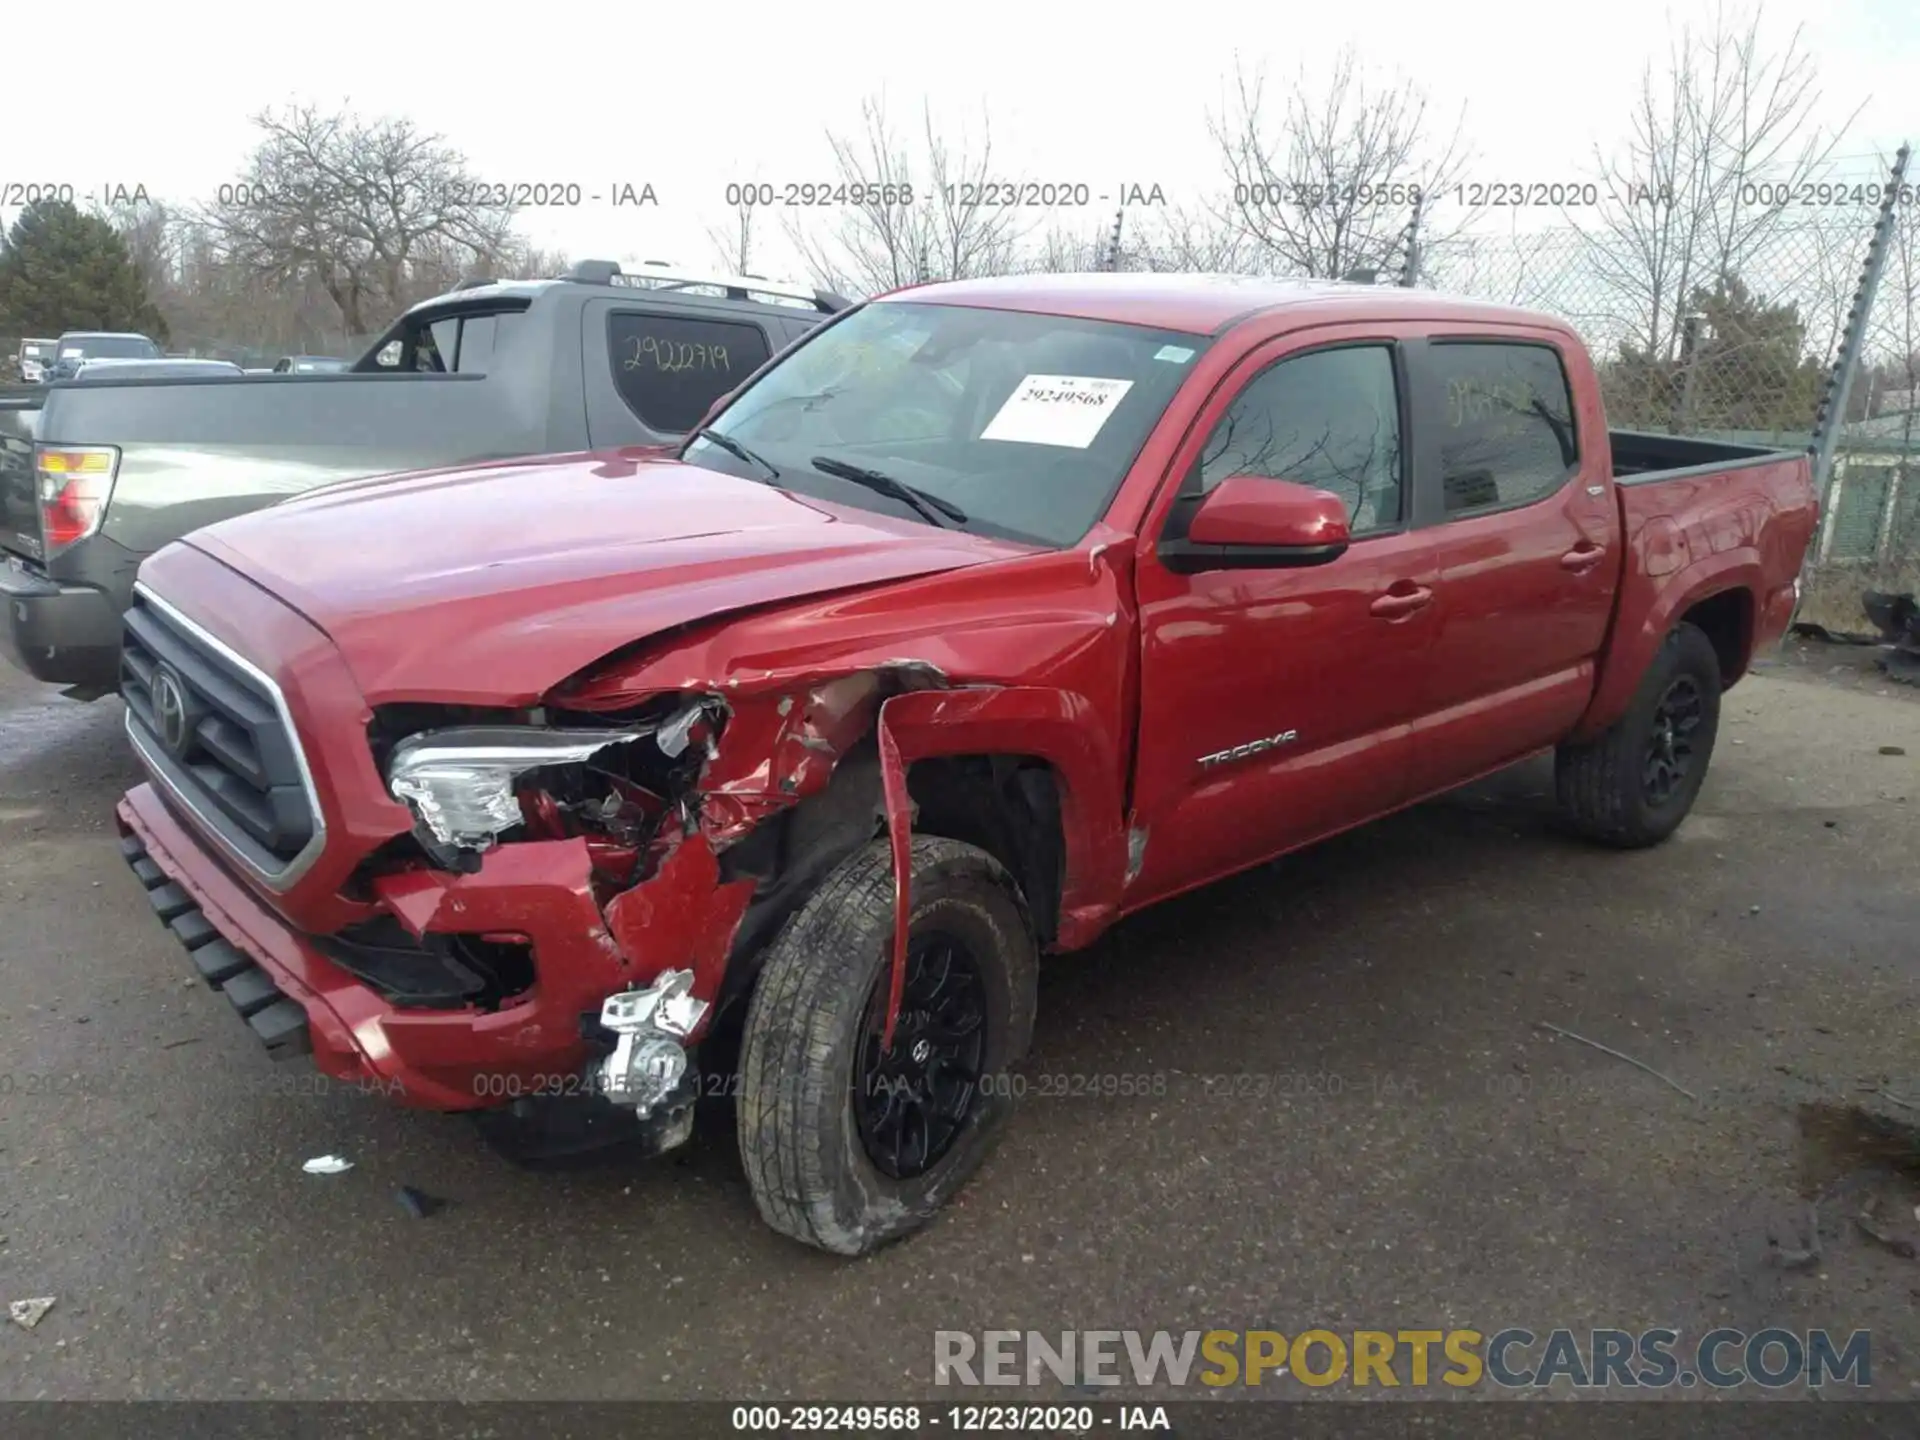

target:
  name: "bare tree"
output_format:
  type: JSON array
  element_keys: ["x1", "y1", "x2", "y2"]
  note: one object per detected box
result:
[
  {"x1": 707, "y1": 192, "x2": 756, "y2": 274},
  {"x1": 199, "y1": 106, "x2": 521, "y2": 334},
  {"x1": 1212, "y1": 48, "x2": 1473, "y2": 280},
  {"x1": 789, "y1": 98, "x2": 1028, "y2": 296},
  {"x1": 100, "y1": 198, "x2": 181, "y2": 302},
  {"x1": 1581, "y1": 5, "x2": 1859, "y2": 367},
  {"x1": 1135, "y1": 202, "x2": 1262, "y2": 273},
  {"x1": 1021, "y1": 204, "x2": 1255, "y2": 275},
  {"x1": 1019, "y1": 213, "x2": 1116, "y2": 274}
]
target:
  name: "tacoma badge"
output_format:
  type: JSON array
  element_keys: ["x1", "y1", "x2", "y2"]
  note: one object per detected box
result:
[{"x1": 1197, "y1": 729, "x2": 1299, "y2": 768}]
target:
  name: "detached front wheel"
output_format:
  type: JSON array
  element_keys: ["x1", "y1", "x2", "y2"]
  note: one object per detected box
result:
[{"x1": 738, "y1": 837, "x2": 1038, "y2": 1255}]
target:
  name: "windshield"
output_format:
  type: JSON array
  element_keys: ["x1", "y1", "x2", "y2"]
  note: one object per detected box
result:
[
  {"x1": 683, "y1": 300, "x2": 1210, "y2": 546},
  {"x1": 65, "y1": 335, "x2": 159, "y2": 360}
]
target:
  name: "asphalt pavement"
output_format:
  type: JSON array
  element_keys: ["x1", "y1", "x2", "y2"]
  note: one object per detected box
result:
[{"x1": 0, "y1": 650, "x2": 1916, "y2": 1400}]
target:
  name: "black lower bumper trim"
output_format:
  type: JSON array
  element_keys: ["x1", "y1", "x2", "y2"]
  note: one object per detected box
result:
[
  {"x1": 0, "y1": 558, "x2": 122, "y2": 690},
  {"x1": 248, "y1": 999, "x2": 310, "y2": 1051},
  {"x1": 122, "y1": 834, "x2": 312, "y2": 1060},
  {"x1": 220, "y1": 966, "x2": 282, "y2": 1018},
  {"x1": 147, "y1": 882, "x2": 195, "y2": 921},
  {"x1": 470, "y1": 1074, "x2": 700, "y2": 1168},
  {"x1": 189, "y1": 939, "x2": 253, "y2": 986}
]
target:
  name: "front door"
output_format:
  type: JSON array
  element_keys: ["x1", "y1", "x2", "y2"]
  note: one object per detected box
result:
[{"x1": 1128, "y1": 330, "x2": 1440, "y2": 907}]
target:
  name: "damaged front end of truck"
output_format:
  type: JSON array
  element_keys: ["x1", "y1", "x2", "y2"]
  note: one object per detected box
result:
[{"x1": 359, "y1": 658, "x2": 958, "y2": 1162}]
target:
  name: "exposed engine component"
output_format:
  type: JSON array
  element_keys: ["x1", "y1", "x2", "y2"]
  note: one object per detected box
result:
[{"x1": 597, "y1": 968, "x2": 708, "y2": 1116}]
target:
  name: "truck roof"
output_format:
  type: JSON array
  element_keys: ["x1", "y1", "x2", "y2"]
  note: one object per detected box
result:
[{"x1": 886, "y1": 272, "x2": 1561, "y2": 338}]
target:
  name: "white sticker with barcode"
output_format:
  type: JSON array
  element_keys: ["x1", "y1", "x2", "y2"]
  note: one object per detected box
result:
[{"x1": 980, "y1": 375, "x2": 1135, "y2": 449}]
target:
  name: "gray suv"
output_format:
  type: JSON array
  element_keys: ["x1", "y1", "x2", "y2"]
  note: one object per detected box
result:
[{"x1": 0, "y1": 262, "x2": 852, "y2": 694}]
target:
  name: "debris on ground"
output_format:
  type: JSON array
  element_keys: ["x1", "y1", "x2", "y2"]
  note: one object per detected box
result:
[
  {"x1": 1881, "y1": 746, "x2": 1908, "y2": 757},
  {"x1": 1768, "y1": 1202, "x2": 1822, "y2": 1270},
  {"x1": 8, "y1": 1297, "x2": 56, "y2": 1330},
  {"x1": 1535, "y1": 1021, "x2": 1700, "y2": 1102},
  {"x1": 1854, "y1": 1214, "x2": 1918, "y2": 1260},
  {"x1": 1862, "y1": 591, "x2": 1920, "y2": 687},
  {"x1": 396, "y1": 1185, "x2": 448, "y2": 1219},
  {"x1": 302, "y1": 1154, "x2": 353, "y2": 1176}
]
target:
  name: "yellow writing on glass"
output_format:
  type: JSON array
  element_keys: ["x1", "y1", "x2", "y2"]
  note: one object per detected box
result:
[
  {"x1": 625, "y1": 336, "x2": 732, "y2": 375},
  {"x1": 1446, "y1": 375, "x2": 1537, "y2": 428}
]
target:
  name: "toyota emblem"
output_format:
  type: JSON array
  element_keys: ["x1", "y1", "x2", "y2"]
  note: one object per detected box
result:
[{"x1": 151, "y1": 668, "x2": 192, "y2": 755}]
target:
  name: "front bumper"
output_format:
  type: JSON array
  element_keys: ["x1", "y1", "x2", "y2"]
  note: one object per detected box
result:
[
  {"x1": 117, "y1": 781, "x2": 684, "y2": 1115},
  {"x1": 0, "y1": 557, "x2": 121, "y2": 689}
]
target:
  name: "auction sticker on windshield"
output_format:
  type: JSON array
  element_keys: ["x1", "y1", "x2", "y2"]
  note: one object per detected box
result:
[{"x1": 981, "y1": 375, "x2": 1135, "y2": 448}]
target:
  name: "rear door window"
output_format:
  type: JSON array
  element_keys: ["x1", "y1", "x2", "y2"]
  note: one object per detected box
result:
[
  {"x1": 1424, "y1": 342, "x2": 1580, "y2": 514},
  {"x1": 606, "y1": 311, "x2": 773, "y2": 434}
]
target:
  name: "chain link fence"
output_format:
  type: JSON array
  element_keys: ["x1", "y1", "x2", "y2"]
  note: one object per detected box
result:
[{"x1": 1416, "y1": 171, "x2": 1918, "y2": 636}]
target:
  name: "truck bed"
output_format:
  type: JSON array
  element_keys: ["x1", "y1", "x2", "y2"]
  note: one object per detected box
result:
[{"x1": 1609, "y1": 428, "x2": 1803, "y2": 482}]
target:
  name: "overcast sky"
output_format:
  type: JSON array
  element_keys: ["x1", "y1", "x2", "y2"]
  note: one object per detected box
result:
[{"x1": 8, "y1": 0, "x2": 1915, "y2": 282}]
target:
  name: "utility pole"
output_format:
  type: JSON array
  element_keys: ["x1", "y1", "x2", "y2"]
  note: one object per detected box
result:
[
  {"x1": 1800, "y1": 142, "x2": 1911, "y2": 610},
  {"x1": 1810, "y1": 144, "x2": 1911, "y2": 500},
  {"x1": 1673, "y1": 313, "x2": 1705, "y2": 436},
  {"x1": 1397, "y1": 193, "x2": 1424, "y2": 288}
]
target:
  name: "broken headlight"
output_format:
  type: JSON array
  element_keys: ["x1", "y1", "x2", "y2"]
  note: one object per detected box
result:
[{"x1": 385, "y1": 726, "x2": 659, "y2": 852}]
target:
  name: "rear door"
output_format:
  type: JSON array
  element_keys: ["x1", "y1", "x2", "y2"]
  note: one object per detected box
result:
[
  {"x1": 1403, "y1": 334, "x2": 1620, "y2": 794},
  {"x1": 580, "y1": 300, "x2": 781, "y2": 447}
]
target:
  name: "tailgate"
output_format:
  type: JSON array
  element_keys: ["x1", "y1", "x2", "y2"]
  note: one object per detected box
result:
[{"x1": 0, "y1": 393, "x2": 45, "y2": 561}]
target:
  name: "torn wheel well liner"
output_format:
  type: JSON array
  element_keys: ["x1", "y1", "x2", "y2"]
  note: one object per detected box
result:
[
  {"x1": 707, "y1": 745, "x2": 1067, "y2": 1029},
  {"x1": 903, "y1": 754, "x2": 1064, "y2": 947}
]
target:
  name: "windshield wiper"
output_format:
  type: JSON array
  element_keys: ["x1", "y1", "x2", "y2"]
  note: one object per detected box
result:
[
  {"x1": 691, "y1": 427, "x2": 779, "y2": 480},
  {"x1": 809, "y1": 456, "x2": 968, "y2": 529}
]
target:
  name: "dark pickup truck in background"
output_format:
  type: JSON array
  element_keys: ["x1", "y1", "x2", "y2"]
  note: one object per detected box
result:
[
  {"x1": 43, "y1": 331, "x2": 163, "y2": 382},
  {"x1": 0, "y1": 262, "x2": 850, "y2": 695}
]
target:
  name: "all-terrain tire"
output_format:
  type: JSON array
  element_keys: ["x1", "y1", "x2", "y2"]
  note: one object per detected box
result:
[
  {"x1": 737, "y1": 837, "x2": 1038, "y2": 1256},
  {"x1": 1556, "y1": 621, "x2": 1723, "y2": 848}
]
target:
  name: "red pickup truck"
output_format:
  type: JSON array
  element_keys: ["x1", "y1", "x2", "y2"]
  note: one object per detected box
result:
[{"x1": 114, "y1": 274, "x2": 1816, "y2": 1254}]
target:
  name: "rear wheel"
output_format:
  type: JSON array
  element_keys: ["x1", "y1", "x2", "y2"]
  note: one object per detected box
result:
[
  {"x1": 1556, "y1": 621, "x2": 1722, "y2": 848},
  {"x1": 738, "y1": 836, "x2": 1037, "y2": 1255}
]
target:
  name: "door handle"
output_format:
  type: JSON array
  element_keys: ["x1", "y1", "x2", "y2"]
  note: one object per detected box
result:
[
  {"x1": 1369, "y1": 585, "x2": 1433, "y2": 619},
  {"x1": 1561, "y1": 544, "x2": 1606, "y2": 572}
]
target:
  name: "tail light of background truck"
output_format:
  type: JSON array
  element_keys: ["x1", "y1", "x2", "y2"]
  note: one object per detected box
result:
[{"x1": 36, "y1": 444, "x2": 121, "y2": 557}]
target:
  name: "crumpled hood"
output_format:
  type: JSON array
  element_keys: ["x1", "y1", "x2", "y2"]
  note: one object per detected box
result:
[{"x1": 186, "y1": 449, "x2": 1027, "y2": 704}]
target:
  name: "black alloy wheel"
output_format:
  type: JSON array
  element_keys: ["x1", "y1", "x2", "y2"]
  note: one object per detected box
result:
[
  {"x1": 1643, "y1": 675, "x2": 1704, "y2": 805},
  {"x1": 852, "y1": 933, "x2": 989, "y2": 1180}
]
